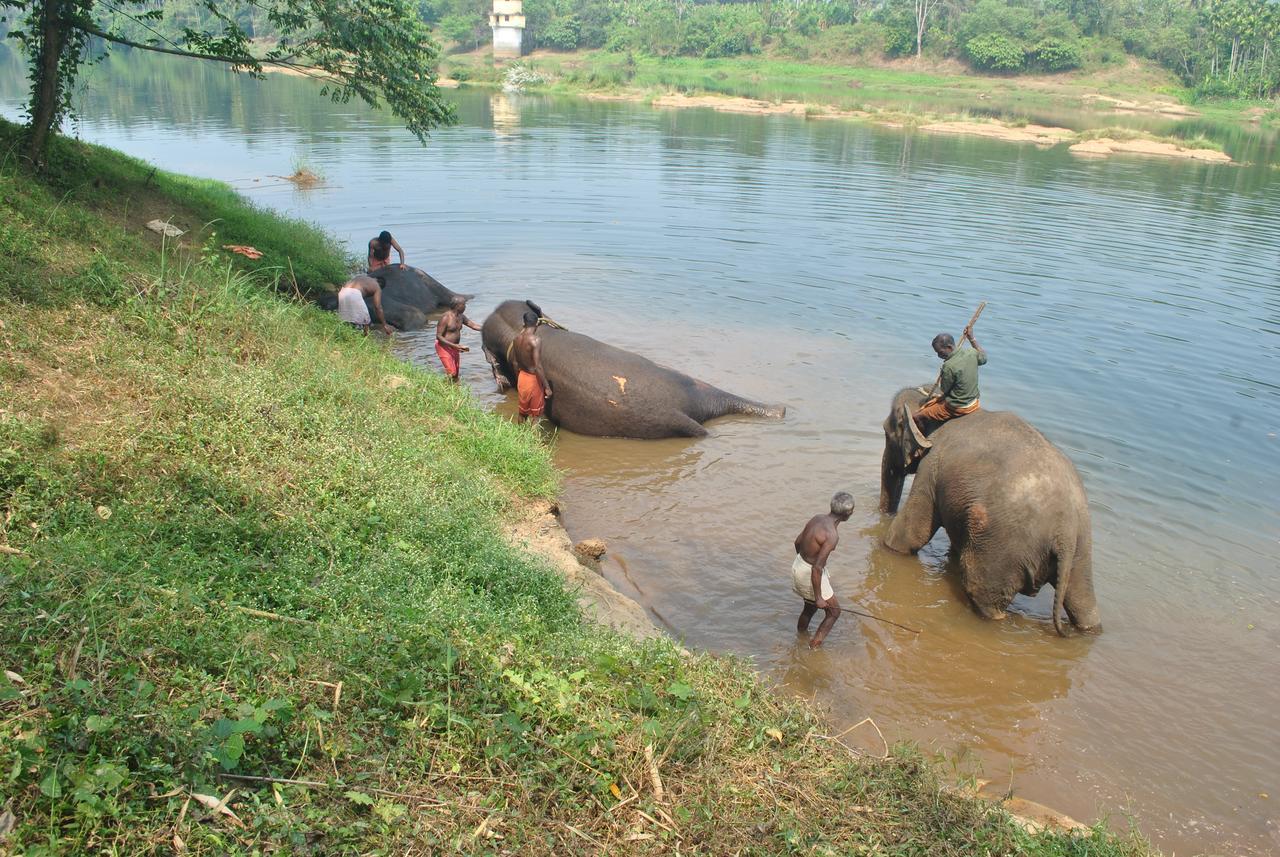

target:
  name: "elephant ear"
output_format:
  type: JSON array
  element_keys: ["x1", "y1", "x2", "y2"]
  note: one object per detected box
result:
[{"x1": 896, "y1": 403, "x2": 932, "y2": 469}]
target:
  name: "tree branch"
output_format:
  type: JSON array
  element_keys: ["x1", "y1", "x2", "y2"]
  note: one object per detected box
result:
[{"x1": 73, "y1": 22, "x2": 316, "y2": 73}]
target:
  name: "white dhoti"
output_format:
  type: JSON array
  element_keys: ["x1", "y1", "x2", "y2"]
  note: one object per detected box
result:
[
  {"x1": 791, "y1": 554, "x2": 834, "y2": 603},
  {"x1": 337, "y1": 286, "x2": 371, "y2": 326}
]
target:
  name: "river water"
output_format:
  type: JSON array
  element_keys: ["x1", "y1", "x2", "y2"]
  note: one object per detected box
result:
[{"x1": 3, "y1": 49, "x2": 1278, "y2": 856}]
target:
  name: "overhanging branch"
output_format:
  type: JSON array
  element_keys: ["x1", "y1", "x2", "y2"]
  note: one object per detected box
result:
[{"x1": 74, "y1": 23, "x2": 315, "y2": 73}]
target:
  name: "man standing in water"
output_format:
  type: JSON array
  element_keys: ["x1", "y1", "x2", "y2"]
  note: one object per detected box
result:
[
  {"x1": 435, "y1": 296, "x2": 481, "y2": 383},
  {"x1": 509, "y1": 309, "x2": 552, "y2": 424},
  {"x1": 336, "y1": 275, "x2": 392, "y2": 336},
  {"x1": 912, "y1": 325, "x2": 987, "y2": 438},
  {"x1": 792, "y1": 492, "x2": 854, "y2": 649}
]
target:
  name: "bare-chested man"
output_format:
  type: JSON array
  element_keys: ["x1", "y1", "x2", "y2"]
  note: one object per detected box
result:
[
  {"x1": 336, "y1": 275, "x2": 392, "y2": 336},
  {"x1": 792, "y1": 492, "x2": 855, "y2": 648},
  {"x1": 509, "y1": 309, "x2": 552, "y2": 423},
  {"x1": 435, "y1": 296, "x2": 481, "y2": 383}
]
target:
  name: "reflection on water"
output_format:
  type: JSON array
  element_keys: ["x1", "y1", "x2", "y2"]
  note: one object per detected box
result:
[{"x1": 3, "y1": 47, "x2": 1279, "y2": 856}]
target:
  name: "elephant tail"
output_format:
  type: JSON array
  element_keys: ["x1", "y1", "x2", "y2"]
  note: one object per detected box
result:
[{"x1": 1052, "y1": 539, "x2": 1075, "y2": 638}]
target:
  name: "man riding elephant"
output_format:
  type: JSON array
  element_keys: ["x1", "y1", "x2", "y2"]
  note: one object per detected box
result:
[{"x1": 912, "y1": 325, "x2": 986, "y2": 442}]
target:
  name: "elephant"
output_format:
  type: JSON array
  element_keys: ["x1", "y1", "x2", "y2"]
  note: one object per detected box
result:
[
  {"x1": 318, "y1": 266, "x2": 464, "y2": 331},
  {"x1": 879, "y1": 385, "x2": 1100, "y2": 636},
  {"x1": 481, "y1": 300, "x2": 786, "y2": 439}
]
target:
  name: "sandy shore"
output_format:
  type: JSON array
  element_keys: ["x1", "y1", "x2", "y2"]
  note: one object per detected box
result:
[
  {"x1": 1069, "y1": 137, "x2": 1232, "y2": 161},
  {"x1": 917, "y1": 120, "x2": 1076, "y2": 146},
  {"x1": 651, "y1": 92, "x2": 809, "y2": 116},
  {"x1": 569, "y1": 88, "x2": 1231, "y2": 162}
]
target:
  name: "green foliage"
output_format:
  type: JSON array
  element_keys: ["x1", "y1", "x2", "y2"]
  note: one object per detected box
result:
[
  {"x1": 966, "y1": 32, "x2": 1028, "y2": 69},
  {"x1": 541, "y1": 14, "x2": 583, "y2": 50},
  {"x1": 1030, "y1": 36, "x2": 1085, "y2": 69},
  {"x1": 6, "y1": 0, "x2": 456, "y2": 162},
  {"x1": 956, "y1": 0, "x2": 1038, "y2": 45}
]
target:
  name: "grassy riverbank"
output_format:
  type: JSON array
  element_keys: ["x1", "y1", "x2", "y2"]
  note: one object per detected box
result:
[
  {"x1": 446, "y1": 49, "x2": 1280, "y2": 130},
  {"x1": 0, "y1": 119, "x2": 1151, "y2": 854}
]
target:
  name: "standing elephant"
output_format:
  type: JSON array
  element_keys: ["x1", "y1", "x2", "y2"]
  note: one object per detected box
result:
[
  {"x1": 481, "y1": 300, "x2": 785, "y2": 438},
  {"x1": 879, "y1": 386, "x2": 1100, "y2": 636}
]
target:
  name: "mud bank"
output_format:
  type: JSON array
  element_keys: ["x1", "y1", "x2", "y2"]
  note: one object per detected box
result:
[
  {"x1": 651, "y1": 92, "x2": 809, "y2": 115},
  {"x1": 917, "y1": 120, "x2": 1076, "y2": 145},
  {"x1": 1069, "y1": 136, "x2": 1232, "y2": 161},
  {"x1": 588, "y1": 88, "x2": 1231, "y2": 162},
  {"x1": 1080, "y1": 93, "x2": 1199, "y2": 116},
  {"x1": 504, "y1": 498, "x2": 660, "y2": 640}
]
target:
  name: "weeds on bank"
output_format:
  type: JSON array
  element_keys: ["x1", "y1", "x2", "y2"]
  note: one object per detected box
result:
[
  {"x1": 1073, "y1": 125, "x2": 1224, "y2": 150},
  {"x1": 0, "y1": 123, "x2": 1154, "y2": 855}
]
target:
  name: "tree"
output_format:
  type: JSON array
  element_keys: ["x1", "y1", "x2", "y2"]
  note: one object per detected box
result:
[
  {"x1": 914, "y1": 0, "x2": 939, "y2": 56},
  {"x1": 5, "y1": 0, "x2": 456, "y2": 164}
]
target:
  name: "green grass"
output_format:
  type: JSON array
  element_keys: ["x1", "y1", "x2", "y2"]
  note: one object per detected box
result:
[
  {"x1": 0, "y1": 125, "x2": 349, "y2": 301},
  {"x1": 0, "y1": 119, "x2": 1155, "y2": 854}
]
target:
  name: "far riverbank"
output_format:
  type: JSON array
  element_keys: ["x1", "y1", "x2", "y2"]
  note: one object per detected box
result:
[{"x1": 442, "y1": 49, "x2": 1279, "y2": 158}]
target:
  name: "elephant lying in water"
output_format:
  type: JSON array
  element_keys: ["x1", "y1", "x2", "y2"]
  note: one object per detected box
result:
[
  {"x1": 481, "y1": 300, "x2": 785, "y2": 438},
  {"x1": 318, "y1": 266, "x2": 464, "y2": 331},
  {"x1": 880, "y1": 386, "x2": 1101, "y2": 636}
]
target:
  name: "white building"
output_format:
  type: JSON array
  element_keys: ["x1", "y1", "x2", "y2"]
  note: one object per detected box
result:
[{"x1": 490, "y1": 0, "x2": 525, "y2": 58}]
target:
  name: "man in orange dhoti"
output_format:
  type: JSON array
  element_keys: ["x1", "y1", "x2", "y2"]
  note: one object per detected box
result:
[{"x1": 510, "y1": 310, "x2": 552, "y2": 423}]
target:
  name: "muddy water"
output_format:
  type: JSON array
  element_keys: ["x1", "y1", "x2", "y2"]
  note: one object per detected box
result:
[{"x1": 4, "y1": 50, "x2": 1278, "y2": 855}]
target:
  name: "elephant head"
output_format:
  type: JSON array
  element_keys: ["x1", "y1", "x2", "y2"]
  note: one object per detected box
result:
[{"x1": 880, "y1": 385, "x2": 932, "y2": 514}]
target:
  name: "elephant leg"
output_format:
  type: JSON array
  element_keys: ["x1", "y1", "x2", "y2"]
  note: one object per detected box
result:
[
  {"x1": 957, "y1": 539, "x2": 1022, "y2": 621},
  {"x1": 668, "y1": 411, "x2": 710, "y2": 438}
]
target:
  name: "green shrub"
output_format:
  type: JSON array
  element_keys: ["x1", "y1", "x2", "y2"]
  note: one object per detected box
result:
[
  {"x1": 847, "y1": 21, "x2": 890, "y2": 56},
  {"x1": 884, "y1": 23, "x2": 917, "y2": 56},
  {"x1": 1030, "y1": 37, "x2": 1083, "y2": 70},
  {"x1": 956, "y1": 0, "x2": 1036, "y2": 43},
  {"x1": 539, "y1": 14, "x2": 582, "y2": 50},
  {"x1": 776, "y1": 31, "x2": 812, "y2": 59},
  {"x1": 966, "y1": 32, "x2": 1026, "y2": 70}
]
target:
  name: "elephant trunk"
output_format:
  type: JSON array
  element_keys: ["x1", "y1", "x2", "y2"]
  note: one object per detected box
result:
[
  {"x1": 880, "y1": 447, "x2": 905, "y2": 514},
  {"x1": 723, "y1": 395, "x2": 785, "y2": 419}
]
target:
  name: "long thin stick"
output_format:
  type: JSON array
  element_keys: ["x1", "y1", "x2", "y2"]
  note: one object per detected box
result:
[
  {"x1": 928, "y1": 301, "x2": 988, "y2": 397},
  {"x1": 846, "y1": 607, "x2": 921, "y2": 635}
]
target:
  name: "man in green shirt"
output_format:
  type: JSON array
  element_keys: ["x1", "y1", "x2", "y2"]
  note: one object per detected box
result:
[{"x1": 912, "y1": 326, "x2": 987, "y2": 436}]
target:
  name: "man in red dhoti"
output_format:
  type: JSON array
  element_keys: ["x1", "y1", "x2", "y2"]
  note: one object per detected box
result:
[
  {"x1": 435, "y1": 296, "x2": 481, "y2": 383},
  {"x1": 510, "y1": 309, "x2": 552, "y2": 423}
]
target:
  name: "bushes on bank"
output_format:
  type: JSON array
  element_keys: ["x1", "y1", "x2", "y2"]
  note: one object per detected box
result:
[
  {"x1": 1031, "y1": 37, "x2": 1084, "y2": 70},
  {"x1": 966, "y1": 32, "x2": 1028, "y2": 70}
]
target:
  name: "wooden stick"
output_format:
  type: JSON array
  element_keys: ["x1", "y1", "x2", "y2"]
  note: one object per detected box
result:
[
  {"x1": 962, "y1": 301, "x2": 987, "y2": 337},
  {"x1": 846, "y1": 608, "x2": 922, "y2": 635}
]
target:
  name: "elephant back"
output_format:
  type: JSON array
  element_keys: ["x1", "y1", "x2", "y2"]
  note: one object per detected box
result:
[
  {"x1": 930, "y1": 410, "x2": 1088, "y2": 528},
  {"x1": 538, "y1": 327, "x2": 704, "y2": 435},
  {"x1": 371, "y1": 266, "x2": 460, "y2": 326}
]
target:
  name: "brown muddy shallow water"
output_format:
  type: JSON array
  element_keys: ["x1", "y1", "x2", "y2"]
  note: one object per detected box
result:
[{"x1": 7, "y1": 51, "x2": 1277, "y2": 855}]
